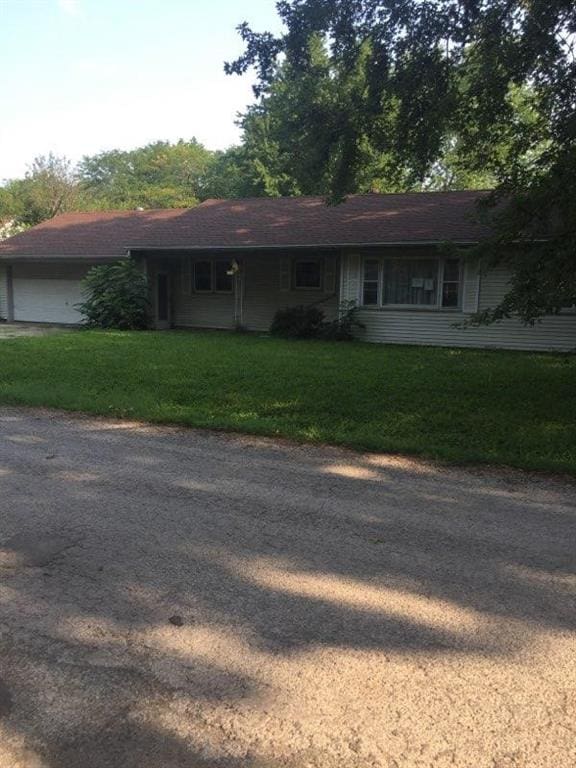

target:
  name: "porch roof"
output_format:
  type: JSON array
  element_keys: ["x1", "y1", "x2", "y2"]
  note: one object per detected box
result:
[{"x1": 0, "y1": 190, "x2": 492, "y2": 260}]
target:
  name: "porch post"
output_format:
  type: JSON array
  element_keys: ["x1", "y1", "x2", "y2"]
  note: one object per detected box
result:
[{"x1": 234, "y1": 269, "x2": 244, "y2": 328}]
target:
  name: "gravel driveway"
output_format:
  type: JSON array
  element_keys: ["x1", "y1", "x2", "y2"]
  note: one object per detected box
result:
[
  {"x1": 0, "y1": 407, "x2": 574, "y2": 768},
  {"x1": 0, "y1": 324, "x2": 73, "y2": 339}
]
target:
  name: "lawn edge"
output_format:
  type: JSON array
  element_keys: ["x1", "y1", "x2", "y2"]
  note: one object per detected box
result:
[{"x1": 3, "y1": 401, "x2": 575, "y2": 484}]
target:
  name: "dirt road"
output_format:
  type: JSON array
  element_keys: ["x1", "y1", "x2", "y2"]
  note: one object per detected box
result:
[{"x1": 0, "y1": 407, "x2": 574, "y2": 767}]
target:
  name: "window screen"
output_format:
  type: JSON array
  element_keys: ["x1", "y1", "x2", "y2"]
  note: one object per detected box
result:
[
  {"x1": 382, "y1": 258, "x2": 438, "y2": 306},
  {"x1": 441, "y1": 258, "x2": 461, "y2": 307},
  {"x1": 363, "y1": 260, "x2": 379, "y2": 305},
  {"x1": 294, "y1": 260, "x2": 322, "y2": 289}
]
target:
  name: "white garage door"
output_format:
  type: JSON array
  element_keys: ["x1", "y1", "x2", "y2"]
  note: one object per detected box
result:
[{"x1": 13, "y1": 278, "x2": 84, "y2": 324}]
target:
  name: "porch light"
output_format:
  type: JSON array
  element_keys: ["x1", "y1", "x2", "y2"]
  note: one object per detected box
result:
[{"x1": 227, "y1": 258, "x2": 240, "y2": 276}]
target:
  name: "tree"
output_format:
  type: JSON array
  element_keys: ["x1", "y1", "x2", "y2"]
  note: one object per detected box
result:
[
  {"x1": 0, "y1": 154, "x2": 78, "y2": 227},
  {"x1": 0, "y1": 219, "x2": 27, "y2": 241},
  {"x1": 226, "y1": 1, "x2": 576, "y2": 321},
  {"x1": 77, "y1": 139, "x2": 214, "y2": 209}
]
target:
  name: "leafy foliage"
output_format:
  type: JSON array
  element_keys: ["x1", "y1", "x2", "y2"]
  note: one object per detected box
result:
[
  {"x1": 77, "y1": 139, "x2": 213, "y2": 209},
  {"x1": 0, "y1": 219, "x2": 27, "y2": 241},
  {"x1": 320, "y1": 301, "x2": 365, "y2": 341},
  {"x1": 232, "y1": 36, "x2": 495, "y2": 197},
  {"x1": 270, "y1": 304, "x2": 326, "y2": 338},
  {"x1": 0, "y1": 154, "x2": 78, "y2": 227},
  {"x1": 78, "y1": 260, "x2": 150, "y2": 330},
  {"x1": 270, "y1": 300, "x2": 364, "y2": 341},
  {"x1": 227, "y1": 0, "x2": 576, "y2": 320}
]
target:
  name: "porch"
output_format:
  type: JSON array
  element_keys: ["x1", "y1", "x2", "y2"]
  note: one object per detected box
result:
[{"x1": 139, "y1": 250, "x2": 340, "y2": 332}]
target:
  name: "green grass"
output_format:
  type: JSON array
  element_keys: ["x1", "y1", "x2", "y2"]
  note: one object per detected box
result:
[{"x1": 0, "y1": 329, "x2": 575, "y2": 474}]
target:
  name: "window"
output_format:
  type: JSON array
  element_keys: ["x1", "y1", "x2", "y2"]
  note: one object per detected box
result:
[
  {"x1": 193, "y1": 260, "x2": 234, "y2": 293},
  {"x1": 383, "y1": 258, "x2": 437, "y2": 306},
  {"x1": 294, "y1": 259, "x2": 322, "y2": 290},
  {"x1": 361, "y1": 256, "x2": 462, "y2": 309},
  {"x1": 363, "y1": 260, "x2": 379, "y2": 305},
  {"x1": 194, "y1": 261, "x2": 212, "y2": 292},
  {"x1": 441, "y1": 258, "x2": 461, "y2": 307},
  {"x1": 215, "y1": 260, "x2": 233, "y2": 293}
]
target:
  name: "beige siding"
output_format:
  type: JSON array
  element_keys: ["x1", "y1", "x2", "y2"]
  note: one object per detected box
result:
[
  {"x1": 242, "y1": 254, "x2": 338, "y2": 330},
  {"x1": 168, "y1": 255, "x2": 235, "y2": 329},
  {"x1": 346, "y1": 254, "x2": 576, "y2": 352},
  {"x1": 12, "y1": 263, "x2": 92, "y2": 281},
  {"x1": 172, "y1": 253, "x2": 339, "y2": 332},
  {"x1": 174, "y1": 291, "x2": 236, "y2": 330},
  {"x1": 0, "y1": 264, "x2": 6, "y2": 319},
  {"x1": 462, "y1": 259, "x2": 480, "y2": 313},
  {"x1": 478, "y1": 263, "x2": 511, "y2": 310}
]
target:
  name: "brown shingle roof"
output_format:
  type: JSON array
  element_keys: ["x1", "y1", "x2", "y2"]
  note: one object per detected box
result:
[{"x1": 0, "y1": 191, "x2": 491, "y2": 259}]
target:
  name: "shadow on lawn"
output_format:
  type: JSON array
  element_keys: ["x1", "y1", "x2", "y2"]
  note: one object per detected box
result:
[{"x1": 0, "y1": 411, "x2": 574, "y2": 766}]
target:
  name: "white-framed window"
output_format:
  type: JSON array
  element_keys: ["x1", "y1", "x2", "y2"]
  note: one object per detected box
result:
[
  {"x1": 361, "y1": 256, "x2": 462, "y2": 309},
  {"x1": 362, "y1": 259, "x2": 380, "y2": 306},
  {"x1": 440, "y1": 257, "x2": 461, "y2": 308},
  {"x1": 192, "y1": 259, "x2": 234, "y2": 294},
  {"x1": 294, "y1": 259, "x2": 323, "y2": 290}
]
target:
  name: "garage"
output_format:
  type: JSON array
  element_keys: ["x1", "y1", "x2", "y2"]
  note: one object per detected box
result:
[{"x1": 11, "y1": 263, "x2": 88, "y2": 324}]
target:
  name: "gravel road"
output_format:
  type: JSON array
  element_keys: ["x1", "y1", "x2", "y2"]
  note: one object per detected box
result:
[{"x1": 0, "y1": 407, "x2": 574, "y2": 767}]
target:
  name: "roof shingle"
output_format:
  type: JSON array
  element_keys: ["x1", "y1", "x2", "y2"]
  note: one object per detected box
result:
[{"x1": 0, "y1": 191, "x2": 491, "y2": 259}]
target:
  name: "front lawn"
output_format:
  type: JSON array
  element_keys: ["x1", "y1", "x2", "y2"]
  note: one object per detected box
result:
[{"x1": 0, "y1": 329, "x2": 574, "y2": 474}]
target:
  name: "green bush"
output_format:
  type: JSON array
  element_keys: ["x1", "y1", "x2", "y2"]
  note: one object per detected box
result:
[
  {"x1": 270, "y1": 301, "x2": 364, "y2": 341},
  {"x1": 78, "y1": 259, "x2": 150, "y2": 330},
  {"x1": 270, "y1": 304, "x2": 326, "y2": 338},
  {"x1": 319, "y1": 301, "x2": 365, "y2": 341}
]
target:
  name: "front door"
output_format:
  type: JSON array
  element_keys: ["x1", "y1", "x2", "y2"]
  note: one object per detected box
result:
[{"x1": 155, "y1": 272, "x2": 171, "y2": 329}]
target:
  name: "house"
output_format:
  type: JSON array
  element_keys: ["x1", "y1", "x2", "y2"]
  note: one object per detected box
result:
[{"x1": 0, "y1": 191, "x2": 574, "y2": 351}]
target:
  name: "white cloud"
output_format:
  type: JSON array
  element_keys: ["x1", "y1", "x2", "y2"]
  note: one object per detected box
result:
[{"x1": 57, "y1": 0, "x2": 80, "y2": 16}]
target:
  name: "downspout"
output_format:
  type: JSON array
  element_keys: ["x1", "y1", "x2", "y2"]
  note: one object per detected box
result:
[
  {"x1": 6, "y1": 265, "x2": 14, "y2": 322},
  {"x1": 240, "y1": 263, "x2": 245, "y2": 328}
]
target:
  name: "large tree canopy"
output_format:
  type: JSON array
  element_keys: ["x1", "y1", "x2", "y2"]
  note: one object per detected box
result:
[
  {"x1": 227, "y1": 0, "x2": 576, "y2": 322},
  {"x1": 77, "y1": 139, "x2": 214, "y2": 209}
]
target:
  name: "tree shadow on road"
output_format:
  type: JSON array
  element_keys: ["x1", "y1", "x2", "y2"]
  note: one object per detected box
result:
[{"x1": 0, "y1": 413, "x2": 574, "y2": 766}]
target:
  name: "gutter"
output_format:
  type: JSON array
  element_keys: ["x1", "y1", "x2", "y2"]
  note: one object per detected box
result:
[
  {"x1": 0, "y1": 255, "x2": 121, "y2": 262},
  {"x1": 125, "y1": 240, "x2": 481, "y2": 252}
]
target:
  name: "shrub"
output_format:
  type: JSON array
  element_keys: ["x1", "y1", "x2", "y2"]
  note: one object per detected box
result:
[
  {"x1": 270, "y1": 301, "x2": 364, "y2": 341},
  {"x1": 319, "y1": 301, "x2": 365, "y2": 341},
  {"x1": 270, "y1": 304, "x2": 326, "y2": 338},
  {"x1": 78, "y1": 259, "x2": 150, "y2": 330}
]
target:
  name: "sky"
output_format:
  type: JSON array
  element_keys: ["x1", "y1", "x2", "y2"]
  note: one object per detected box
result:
[{"x1": 0, "y1": 0, "x2": 283, "y2": 180}]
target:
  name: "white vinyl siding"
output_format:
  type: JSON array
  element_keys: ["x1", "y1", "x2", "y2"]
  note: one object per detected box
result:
[
  {"x1": 478, "y1": 263, "x2": 512, "y2": 310},
  {"x1": 462, "y1": 259, "x2": 480, "y2": 313},
  {"x1": 344, "y1": 253, "x2": 576, "y2": 352}
]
